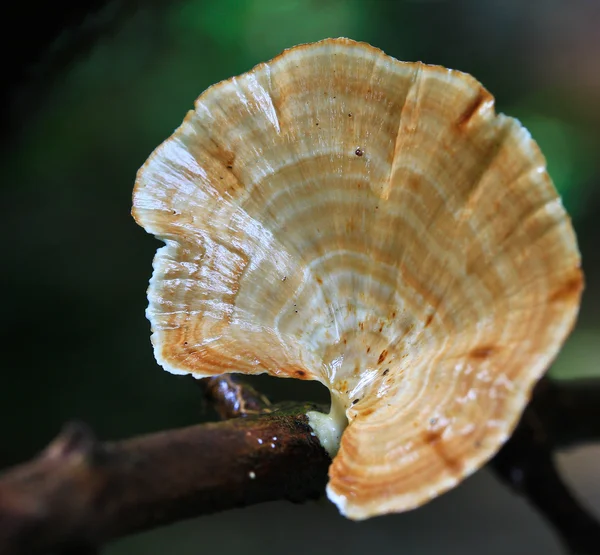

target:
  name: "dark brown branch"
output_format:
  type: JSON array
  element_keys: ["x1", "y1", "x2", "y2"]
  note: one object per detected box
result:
[
  {"x1": 538, "y1": 378, "x2": 600, "y2": 449},
  {"x1": 491, "y1": 378, "x2": 600, "y2": 555},
  {"x1": 0, "y1": 377, "x2": 599, "y2": 555},
  {"x1": 0, "y1": 406, "x2": 330, "y2": 555},
  {"x1": 198, "y1": 374, "x2": 272, "y2": 419}
]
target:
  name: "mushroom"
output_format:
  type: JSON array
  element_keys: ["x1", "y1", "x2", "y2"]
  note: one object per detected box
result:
[{"x1": 132, "y1": 38, "x2": 583, "y2": 520}]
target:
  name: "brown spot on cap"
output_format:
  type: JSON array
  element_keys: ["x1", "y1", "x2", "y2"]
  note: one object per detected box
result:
[
  {"x1": 549, "y1": 272, "x2": 584, "y2": 303},
  {"x1": 470, "y1": 346, "x2": 496, "y2": 360},
  {"x1": 216, "y1": 149, "x2": 236, "y2": 170},
  {"x1": 355, "y1": 148, "x2": 363, "y2": 157},
  {"x1": 423, "y1": 428, "x2": 462, "y2": 476},
  {"x1": 295, "y1": 370, "x2": 307, "y2": 378},
  {"x1": 425, "y1": 313, "x2": 434, "y2": 328},
  {"x1": 456, "y1": 88, "x2": 491, "y2": 130},
  {"x1": 378, "y1": 349, "x2": 388, "y2": 365}
]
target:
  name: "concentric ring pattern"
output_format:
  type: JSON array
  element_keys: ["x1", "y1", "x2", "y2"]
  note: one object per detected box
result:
[{"x1": 132, "y1": 38, "x2": 582, "y2": 519}]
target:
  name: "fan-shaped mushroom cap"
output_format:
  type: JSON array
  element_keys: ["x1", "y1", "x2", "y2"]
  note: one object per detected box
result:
[{"x1": 132, "y1": 38, "x2": 582, "y2": 520}]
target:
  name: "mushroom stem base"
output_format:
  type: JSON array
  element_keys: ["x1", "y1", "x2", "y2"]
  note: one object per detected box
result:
[{"x1": 306, "y1": 394, "x2": 349, "y2": 457}]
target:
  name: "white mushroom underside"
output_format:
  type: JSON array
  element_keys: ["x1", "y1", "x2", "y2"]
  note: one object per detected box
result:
[{"x1": 133, "y1": 39, "x2": 582, "y2": 519}]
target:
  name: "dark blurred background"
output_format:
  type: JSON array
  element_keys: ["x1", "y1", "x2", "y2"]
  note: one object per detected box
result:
[{"x1": 2, "y1": 1, "x2": 599, "y2": 553}]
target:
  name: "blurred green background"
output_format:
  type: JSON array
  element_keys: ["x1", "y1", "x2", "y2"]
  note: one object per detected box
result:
[{"x1": 2, "y1": 0, "x2": 599, "y2": 553}]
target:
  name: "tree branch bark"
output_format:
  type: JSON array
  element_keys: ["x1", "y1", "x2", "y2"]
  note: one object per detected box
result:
[
  {"x1": 541, "y1": 378, "x2": 600, "y2": 449},
  {"x1": 198, "y1": 373, "x2": 273, "y2": 419},
  {"x1": 0, "y1": 376, "x2": 599, "y2": 555},
  {"x1": 491, "y1": 378, "x2": 600, "y2": 555},
  {"x1": 0, "y1": 404, "x2": 330, "y2": 555}
]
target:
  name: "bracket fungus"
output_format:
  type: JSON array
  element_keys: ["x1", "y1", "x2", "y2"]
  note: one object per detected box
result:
[{"x1": 132, "y1": 38, "x2": 583, "y2": 520}]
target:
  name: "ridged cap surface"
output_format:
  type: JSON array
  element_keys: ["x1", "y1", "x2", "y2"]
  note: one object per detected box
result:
[{"x1": 133, "y1": 38, "x2": 582, "y2": 519}]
